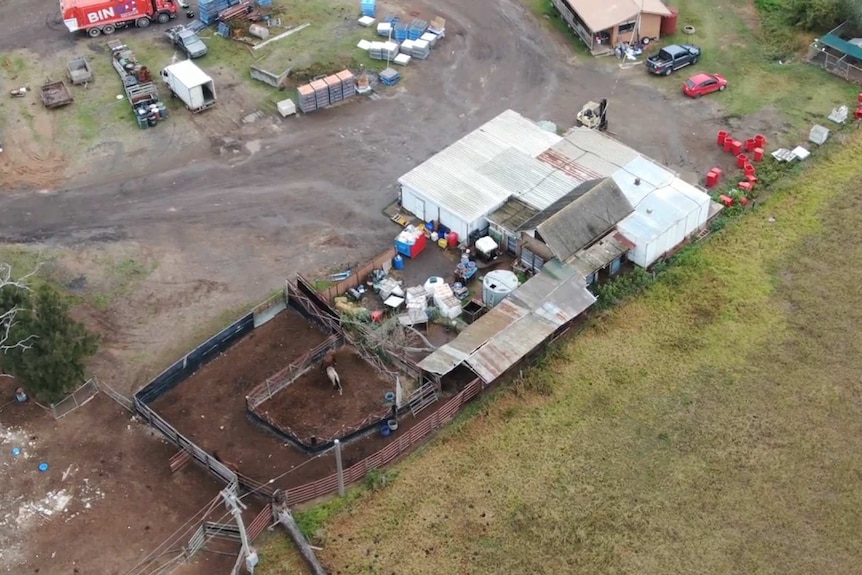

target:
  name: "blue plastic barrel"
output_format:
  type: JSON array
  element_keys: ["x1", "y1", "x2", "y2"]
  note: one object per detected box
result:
[
  {"x1": 393, "y1": 254, "x2": 404, "y2": 270},
  {"x1": 379, "y1": 424, "x2": 392, "y2": 437}
]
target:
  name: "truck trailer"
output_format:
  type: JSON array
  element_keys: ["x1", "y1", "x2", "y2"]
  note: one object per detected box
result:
[
  {"x1": 161, "y1": 60, "x2": 216, "y2": 113},
  {"x1": 62, "y1": 0, "x2": 179, "y2": 38}
]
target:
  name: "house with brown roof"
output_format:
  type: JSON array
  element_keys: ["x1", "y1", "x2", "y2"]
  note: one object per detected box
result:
[{"x1": 551, "y1": 0, "x2": 673, "y2": 54}]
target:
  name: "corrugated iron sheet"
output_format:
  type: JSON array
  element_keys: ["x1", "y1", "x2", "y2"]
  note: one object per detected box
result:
[
  {"x1": 486, "y1": 197, "x2": 539, "y2": 232},
  {"x1": 562, "y1": 127, "x2": 640, "y2": 166},
  {"x1": 478, "y1": 109, "x2": 563, "y2": 157},
  {"x1": 417, "y1": 297, "x2": 528, "y2": 376},
  {"x1": 466, "y1": 314, "x2": 557, "y2": 383},
  {"x1": 536, "y1": 149, "x2": 603, "y2": 183},
  {"x1": 567, "y1": 232, "x2": 633, "y2": 278},
  {"x1": 464, "y1": 270, "x2": 596, "y2": 383},
  {"x1": 417, "y1": 263, "x2": 596, "y2": 380},
  {"x1": 397, "y1": 110, "x2": 564, "y2": 226}
]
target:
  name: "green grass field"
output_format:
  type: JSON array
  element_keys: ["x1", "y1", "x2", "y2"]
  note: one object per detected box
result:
[
  {"x1": 255, "y1": 120, "x2": 862, "y2": 575},
  {"x1": 253, "y1": 2, "x2": 862, "y2": 572},
  {"x1": 528, "y1": 0, "x2": 858, "y2": 136}
]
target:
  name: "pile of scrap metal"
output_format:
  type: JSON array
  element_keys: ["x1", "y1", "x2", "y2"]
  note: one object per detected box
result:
[{"x1": 219, "y1": 0, "x2": 263, "y2": 24}]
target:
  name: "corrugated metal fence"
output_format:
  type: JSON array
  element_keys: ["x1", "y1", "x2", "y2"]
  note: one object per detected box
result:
[{"x1": 282, "y1": 377, "x2": 483, "y2": 506}]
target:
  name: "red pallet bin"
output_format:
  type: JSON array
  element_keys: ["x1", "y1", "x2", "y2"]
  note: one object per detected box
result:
[
  {"x1": 731, "y1": 140, "x2": 744, "y2": 155},
  {"x1": 719, "y1": 194, "x2": 734, "y2": 207},
  {"x1": 745, "y1": 138, "x2": 756, "y2": 152},
  {"x1": 706, "y1": 170, "x2": 719, "y2": 188},
  {"x1": 744, "y1": 163, "x2": 756, "y2": 177},
  {"x1": 717, "y1": 130, "x2": 729, "y2": 146},
  {"x1": 754, "y1": 134, "x2": 767, "y2": 149},
  {"x1": 723, "y1": 136, "x2": 735, "y2": 152},
  {"x1": 736, "y1": 153, "x2": 748, "y2": 168},
  {"x1": 738, "y1": 181, "x2": 753, "y2": 192},
  {"x1": 753, "y1": 147, "x2": 764, "y2": 162}
]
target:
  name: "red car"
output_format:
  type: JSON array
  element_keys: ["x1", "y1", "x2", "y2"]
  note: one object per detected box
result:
[{"x1": 683, "y1": 73, "x2": 728, "y2": 98}]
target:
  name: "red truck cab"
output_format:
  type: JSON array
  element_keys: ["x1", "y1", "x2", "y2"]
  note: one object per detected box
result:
[{"x1": 62, "y1": 0, "x2": 178, "y2": 37}]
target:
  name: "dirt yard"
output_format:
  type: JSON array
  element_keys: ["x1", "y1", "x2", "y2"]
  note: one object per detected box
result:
[
  {"x1": 0, "y1": 377, "x2": 226, "y2": 575},
  {"x1": 0, "y1": 0, "x2": 772, "y2": 569},
  {"x1": 257, "y1": 345, "x2": 394, "y2": 447},
  {"x1": 150, "y1": 309, "x2": 328, "y2": 475}
]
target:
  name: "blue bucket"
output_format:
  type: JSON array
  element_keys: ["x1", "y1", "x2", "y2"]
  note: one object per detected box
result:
[{"x1": 379, "y1": 424, "x2": 391, "y2": 437}]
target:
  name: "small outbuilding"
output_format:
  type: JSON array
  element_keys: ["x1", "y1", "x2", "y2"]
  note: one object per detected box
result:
[
  {"x1": 806, "y1": 21, "x2": 862, "y2": 85},
  {"x1": 551, "y1": 0, "x2": 673, "y2": 54}
]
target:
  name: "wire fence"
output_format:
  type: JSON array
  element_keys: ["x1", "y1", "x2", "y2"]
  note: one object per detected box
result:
[
  {"x1": 245, "y1": 334, "x2": 343, "y2": 409},
  {"x1": 48, "y1": 378, "x2": 100, "y2": 419},
  {"x1": 97, "y1": 378, "x2": 135, "y2": 412}
]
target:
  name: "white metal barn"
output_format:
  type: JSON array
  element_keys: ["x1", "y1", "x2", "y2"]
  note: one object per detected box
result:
[
  {"x1": 396, "y1": 111, "x2": 717, "y2": 268},
  {"x1": 397, "y1": 110, "x2": 569, "y2": 240}
]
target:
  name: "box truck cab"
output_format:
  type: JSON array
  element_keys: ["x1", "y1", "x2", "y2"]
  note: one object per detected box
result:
[
  {"x1": 161, "y1": 60, "x2": 216, "y2": 113},
  {"x1": 62, "y1": 0, "x2": 179, "y2": 37}
]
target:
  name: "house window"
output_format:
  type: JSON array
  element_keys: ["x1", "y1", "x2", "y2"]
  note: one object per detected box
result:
[{"x1": 618, "y1": 21, "x2": 636, "y2": 34}]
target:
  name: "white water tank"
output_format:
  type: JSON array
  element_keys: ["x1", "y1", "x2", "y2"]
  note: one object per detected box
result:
[{"x1": 482, "y1": 270, "x2": 519, "y2": 308}]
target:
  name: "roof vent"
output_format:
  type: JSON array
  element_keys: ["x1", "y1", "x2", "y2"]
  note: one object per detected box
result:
[
  {"x1": 646, "y1": 208, "x2": 653, "y2": 214},
  {"x1": 634, "y1": 177, "x2": 641, "y2": 186}
]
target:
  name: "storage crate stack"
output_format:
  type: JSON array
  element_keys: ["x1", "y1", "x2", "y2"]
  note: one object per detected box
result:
[
  {"x1": 199, "y1": 0, "x2": 231, "y2": 25},
  {"x1": 360, "y1": 0, "x2": 375, "y2": 17},
  {"x1": 408, "y1": 19, "x2": 428, "y2": 40},
  {"x1": 368, "y1": 41, "x2": 384, "y2": 59},
  {"x1": 337, "y1": 70, "x2": 356, "y2": 98},
  {"x1": 297, "y1": 84, "x2": 316, "y2": 113},
  {"x1": 411, "y1": 39, "x2": 431, "y2": 59},
  {"x1": 376, "y1": 22, "x2": 391, "y2": 37},
  {"x1": 420, "y1": 31, "x2": 439, "y2": 48},
  {"x1": 310, "y1": 79, "x2": 330, "y2": 109},
  {"x1": 428, "y1": 16, "x2": 446, "y2": 38},
  {"x1": 325, "y1": 74, "x2": 343, "y2": 105},
  {"x1": 382, "y1": 41, "x2": 399, "y2": 60},
  {"x1": 379, "y1": 67, "x2": 400, "y2": 86},
  {"x1": 216, "y1": 22, "x2": 231, "y2": 37},
  {"x1": 393, "y1": 22, "x2": 409, "y2": 41}
]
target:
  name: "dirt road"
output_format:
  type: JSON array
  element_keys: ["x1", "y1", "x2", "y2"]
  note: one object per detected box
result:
[{"x1": 0, "y1": 0, "x2": 733, "y2": 571}]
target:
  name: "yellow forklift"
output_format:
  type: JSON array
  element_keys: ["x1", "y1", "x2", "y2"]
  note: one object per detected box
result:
[{"x1": 576, "y1": 98, "x2": 608, "y2": 131}]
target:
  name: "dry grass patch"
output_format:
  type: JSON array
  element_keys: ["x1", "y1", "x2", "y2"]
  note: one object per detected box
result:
[{"x1": 269, "y1": 131, "x2": 862, "y2": 575}]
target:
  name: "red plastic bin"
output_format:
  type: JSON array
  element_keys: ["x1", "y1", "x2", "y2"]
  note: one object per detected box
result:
[{"x1": 753, "y1": 147, "x2": 764, "y2": 162}]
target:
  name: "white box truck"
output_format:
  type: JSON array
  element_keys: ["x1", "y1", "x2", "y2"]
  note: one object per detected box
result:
[{"x1": 161, "y1": 60, "x2": 216, "y2": 113}]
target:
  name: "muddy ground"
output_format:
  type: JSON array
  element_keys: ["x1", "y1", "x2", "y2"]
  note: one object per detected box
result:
[
  {"x1": 0, "y1": 0, "x2": 763, "y2": 570},
  {"x1": 258, "y1": 345, "x2": 394, "y2": 446},
  {"x1": 151, "y1": 309, "x2": 329, "y2": 479}
]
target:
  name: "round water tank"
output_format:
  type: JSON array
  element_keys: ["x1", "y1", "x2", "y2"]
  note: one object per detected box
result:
[
  {"x1": 482, "y1": 270, "x2": 520, "y2": 308},
  {"x1": 660, "y1": 7, "x2": 679, "y2": 37}
]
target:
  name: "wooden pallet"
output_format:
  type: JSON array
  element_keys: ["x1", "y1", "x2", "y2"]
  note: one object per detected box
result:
[
  {"x1": 390, "y1": 213, "x2": 411, "y2": 227},
  {"x1": 169, "y1": 449, "x2": 192, "y2": 473}
]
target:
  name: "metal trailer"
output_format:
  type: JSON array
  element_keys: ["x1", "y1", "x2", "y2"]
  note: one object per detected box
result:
[
  {"x1": 40, "y1": 81, "x2": 74, "y2": 108},
  {"x1": 67, "y1": 56, "x2": 93, "y2": 85}
]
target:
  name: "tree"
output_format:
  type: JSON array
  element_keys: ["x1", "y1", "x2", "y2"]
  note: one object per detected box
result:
[
  {"x1": 0, "y1": 265, "x2": 99, "y2": 402},
  {"x1": 0, "y1": 263, "x2": 40, "y2": 355},
  {"x1": 785, "y1": 0, "x2": 858, "y2": 31}
]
